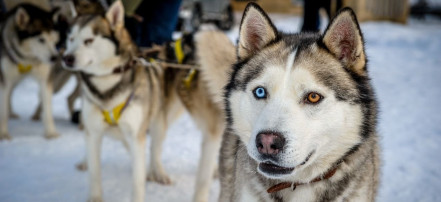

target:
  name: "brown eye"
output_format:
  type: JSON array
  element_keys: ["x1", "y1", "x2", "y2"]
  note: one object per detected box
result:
[
  {"x1": 84, "y1": 38, "x2": 94, "y2": 46},
  {"x1": 306, "y1": 92, "x2": 322, "y2": 104},
  {"x1": 39, "y1": 38, "x2": 45, "y2": 43}
]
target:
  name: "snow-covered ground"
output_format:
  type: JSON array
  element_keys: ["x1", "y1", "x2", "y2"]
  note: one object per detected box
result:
[{"x1": 1, "y1": 13, "x2": 441, "y2": 202}]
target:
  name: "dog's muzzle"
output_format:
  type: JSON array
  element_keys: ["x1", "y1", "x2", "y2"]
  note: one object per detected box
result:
[{"x1": 62, "y1": 55, "x2": 75, "y2": 68}]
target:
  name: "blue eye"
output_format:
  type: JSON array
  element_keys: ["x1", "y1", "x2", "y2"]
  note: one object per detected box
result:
[{"x1": 253, "y1": 87, "x2": 267, "y2": 99}]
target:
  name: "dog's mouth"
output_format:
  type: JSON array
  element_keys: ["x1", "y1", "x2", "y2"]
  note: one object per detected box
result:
[
  {"x1": 259, "y1": 162, "x2": 295, "y2": 175},
  {"x1": 258, "y1": 151, "x2": 315, "y2": 176}
]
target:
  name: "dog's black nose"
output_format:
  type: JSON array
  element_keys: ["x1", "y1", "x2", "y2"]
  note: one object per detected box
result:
[
  {"x1": 256, "y1": 132, "x2": 285, "y2": 155},
  {"x1": 50, "y1": 55, "x2": 58, "y2": 62},
  {"x1": 63, "y1": 55, "x2": 75, "y2": 67}
]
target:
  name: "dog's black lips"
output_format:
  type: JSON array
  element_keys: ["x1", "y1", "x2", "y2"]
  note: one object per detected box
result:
[
  {"x1": 259, "y1": 163, "x2": 295, "y2": 175},
  {"x1": 299, "y1": 151, "x2": 315, "y2": 166},
  {"x1": 258, "y1": 151, "x2": 315, "y2": 175}
]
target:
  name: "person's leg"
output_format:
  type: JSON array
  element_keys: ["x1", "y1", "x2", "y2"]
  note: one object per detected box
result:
[
  {"x1": 301, "y1": 0, "x2": 322, "y2": 32},
  {"x1": 137, "y1": 0, "x2": 182, "y2": 47}
]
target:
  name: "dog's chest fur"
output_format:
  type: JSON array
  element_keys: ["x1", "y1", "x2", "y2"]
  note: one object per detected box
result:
[{"x1": 227, "y1": 136, "x2": 379, "y2": 202}]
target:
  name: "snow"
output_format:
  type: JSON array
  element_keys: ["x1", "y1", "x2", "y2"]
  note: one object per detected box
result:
[{"x1": 1, "y1": 13, "x2": 441, "y2": 202}]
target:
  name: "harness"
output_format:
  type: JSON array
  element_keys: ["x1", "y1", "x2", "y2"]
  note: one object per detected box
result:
[
  {"x1": 172, "y1": 38, "x2": 197, "y2": 89},
  {"x1": 174, "y1": 38, "x2": 185, "y2": 64},
  {"x1": 81, "y1": 59, "x2": 137, "y2": 126},
  {"x1": 17, "y1": 63, "x2": 32, "y2": 74},
  {"x1": 102, "y1": 90, "x2": 135, "y2": 125}
]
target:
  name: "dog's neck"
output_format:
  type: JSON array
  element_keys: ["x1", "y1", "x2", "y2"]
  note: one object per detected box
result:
[
  {"x1": 80, "y1": 58, "x2": 136, "y2": 103},
  {"x1": 267, "y1": 164, "x2": 341, "y2": 194}
]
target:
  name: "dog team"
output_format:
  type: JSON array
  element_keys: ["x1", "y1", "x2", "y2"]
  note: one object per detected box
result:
[{"x1": 0, "y1": 1, "x2": 380, "y2": 202}]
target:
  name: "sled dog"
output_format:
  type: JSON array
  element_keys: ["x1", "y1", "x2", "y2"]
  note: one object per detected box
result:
[
  {"x1": 63, "y1": 1, "x2": 236, "y2": 201},
  {"x1": 0, "y1": 3, "x2": 60, "y2": 140},
  {"x1": 218, "y1": 3, "x2": 380, "y2": 202}
]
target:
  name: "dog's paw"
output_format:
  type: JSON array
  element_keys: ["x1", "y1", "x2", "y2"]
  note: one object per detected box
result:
[
  {"x1": 10, "y1": 112, "x2": 20, "y2": 119},
  {"x1": 45, "y1": 132, "x2": 60, "y2": 139},
  {"x1": 78, "y1": 123, "x2": 85, "y2": 130},
  {"x1": 87, "y1": 197, "x2": 103, "y2": 202},
  {"x1": 193, "y1": 198, "x2": 208, "y2": 202},
  {"x1": 146, "y1": 170, "x2": 172, "y2": 185},
  {"x1": 0, "y1": 133, "x2": 11, "y2": 141},
  {"x1": 76, "y1": 161, "x2": 88, "y2": 171},
  {"x1": 31, "y1": 113, "x2": 41, "y2": 121}
]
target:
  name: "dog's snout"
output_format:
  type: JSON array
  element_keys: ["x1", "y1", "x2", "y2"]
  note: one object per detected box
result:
[
  {"x1": 50, "y1": 55, "x2": 58, "y2": 62},
  {"x1": 63, "y1": 55, "x2": 75, "y2": 67},
  {"x1": 256, "y1": 132, "x2": 285, "y2": 155}
]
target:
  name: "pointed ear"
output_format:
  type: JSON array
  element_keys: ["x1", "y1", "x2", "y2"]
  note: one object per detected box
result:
[
  {"x1": 15, "y1": 8, "x2": 30, "y2": 30},
  {"x1": 322, "y1": 8, "x2": 366, "y2": 75},
  {"x1": 67, "y1": 1, "x2": 78, "y2": 19},
  {"x1": 106, "y1": 0, "x2": 125, "y2": 30},
  {"x1": 51, "y1": 7, "x2": 61, "y2": 24},
  {"x1": 237, "y1": 3, "x2": 278, "y2": 59}
]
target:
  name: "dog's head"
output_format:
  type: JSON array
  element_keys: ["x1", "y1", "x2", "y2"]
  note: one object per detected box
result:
[
  {"x1": 62, "y1": 1, "x2": 136, "y2": 75},
  {"x1": 226, "y1": 3, "x2": 375, "y2": 181},
  {"x1": 9, "y1": 4, "x2": 60, "y2": 64}
]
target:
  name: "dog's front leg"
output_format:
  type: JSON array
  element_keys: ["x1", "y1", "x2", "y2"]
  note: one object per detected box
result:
[
  {"x1": 86, "y1": 130, "x2": 103, "y2": 202},
  {"x1": 39, "y1": 80, "x2": 59, "y2": 139},
  {"x1": 193, "y1": 127, "x2": 223, "y2": 202},
  {"x1": 123, "y1": 131, "x2": 146, "y2": 202},
  {"x1": 121, "y1": 112, "x2": 147, "y2": 202},
  {"x1": 0, "y1": 82, "x2": 13, "y2": 140},
  {"x1": 147, "y1": 116, "x2": 172, "y2": 184}
]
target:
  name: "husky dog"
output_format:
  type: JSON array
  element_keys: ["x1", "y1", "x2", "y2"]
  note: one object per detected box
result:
[
  {"x1": 0, "y1": 4, "x2": 60, "y2": 140},
  {"x1": 62, "y1": 1, "x2": 157, "y2": 201},
  {"x1": 218, "y1": 3, "x2": 380, "y2": 202},
  {"x1": 63, "y1": 1, "x2": 233, "y2": 201},
  {"x1": 31, "y1": 0, "x2": 80, "y2": 123}
]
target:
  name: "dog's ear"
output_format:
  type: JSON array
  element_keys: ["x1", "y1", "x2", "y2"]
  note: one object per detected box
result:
[
  {"x1": 51, "y1": 7, "x2": 61, "y2": 24},
  {"x1": 237, "y1": 3, "x2": 278, "y2": 60},
  {"x1": 66, "y1": 1, "x2": 78, "y2": 19},
  {"x1": 15, "y1": 8, "x2": 30, "y2": 30},
  {"x1": 322, "y1": 8, "x2": 366, "y2": 75},
  {"x1": 106, "y1": 0, "x2": 124, "y2": 30}
]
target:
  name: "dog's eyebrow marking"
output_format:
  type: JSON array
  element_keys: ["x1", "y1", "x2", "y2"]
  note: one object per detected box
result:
[
  {"x1": 285, "y1": 49, "x2": 296, "y2": 72},
  {"x1": 283, "y1": 48, "x2": 297, "y2": 88}
]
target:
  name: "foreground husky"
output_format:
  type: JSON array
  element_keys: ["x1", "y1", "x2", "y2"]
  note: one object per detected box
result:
[
  {"x1": 218, "y1": 3, "x2": 380, "y2": 202},
  {"x1": 0, "y1": 4, "x2": 60, "y2": 140}
]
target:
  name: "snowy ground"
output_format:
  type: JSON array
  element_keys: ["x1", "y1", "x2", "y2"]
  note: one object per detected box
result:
[{"x1": 1, "y1": 13, "x2": 441, "y2": 202}]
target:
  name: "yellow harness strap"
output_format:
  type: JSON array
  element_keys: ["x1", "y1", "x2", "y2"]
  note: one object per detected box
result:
[
  {"x1": 102, "y1": 101, "x2": 126, "y2": 125},
  {"x1": 183, "y1": 68, "x2": 197, "y2": 89},
  {"x1": 18, "y1": 63, "x2": 32, "y2": 74},
  {"x1": 174, "y1": 38, "x2": 185, "y2": 64}
]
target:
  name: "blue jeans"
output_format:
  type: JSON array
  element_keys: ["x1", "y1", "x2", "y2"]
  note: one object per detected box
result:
[{"x1": 128, "y1": 0, "x2": 182, "y2": 47}]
